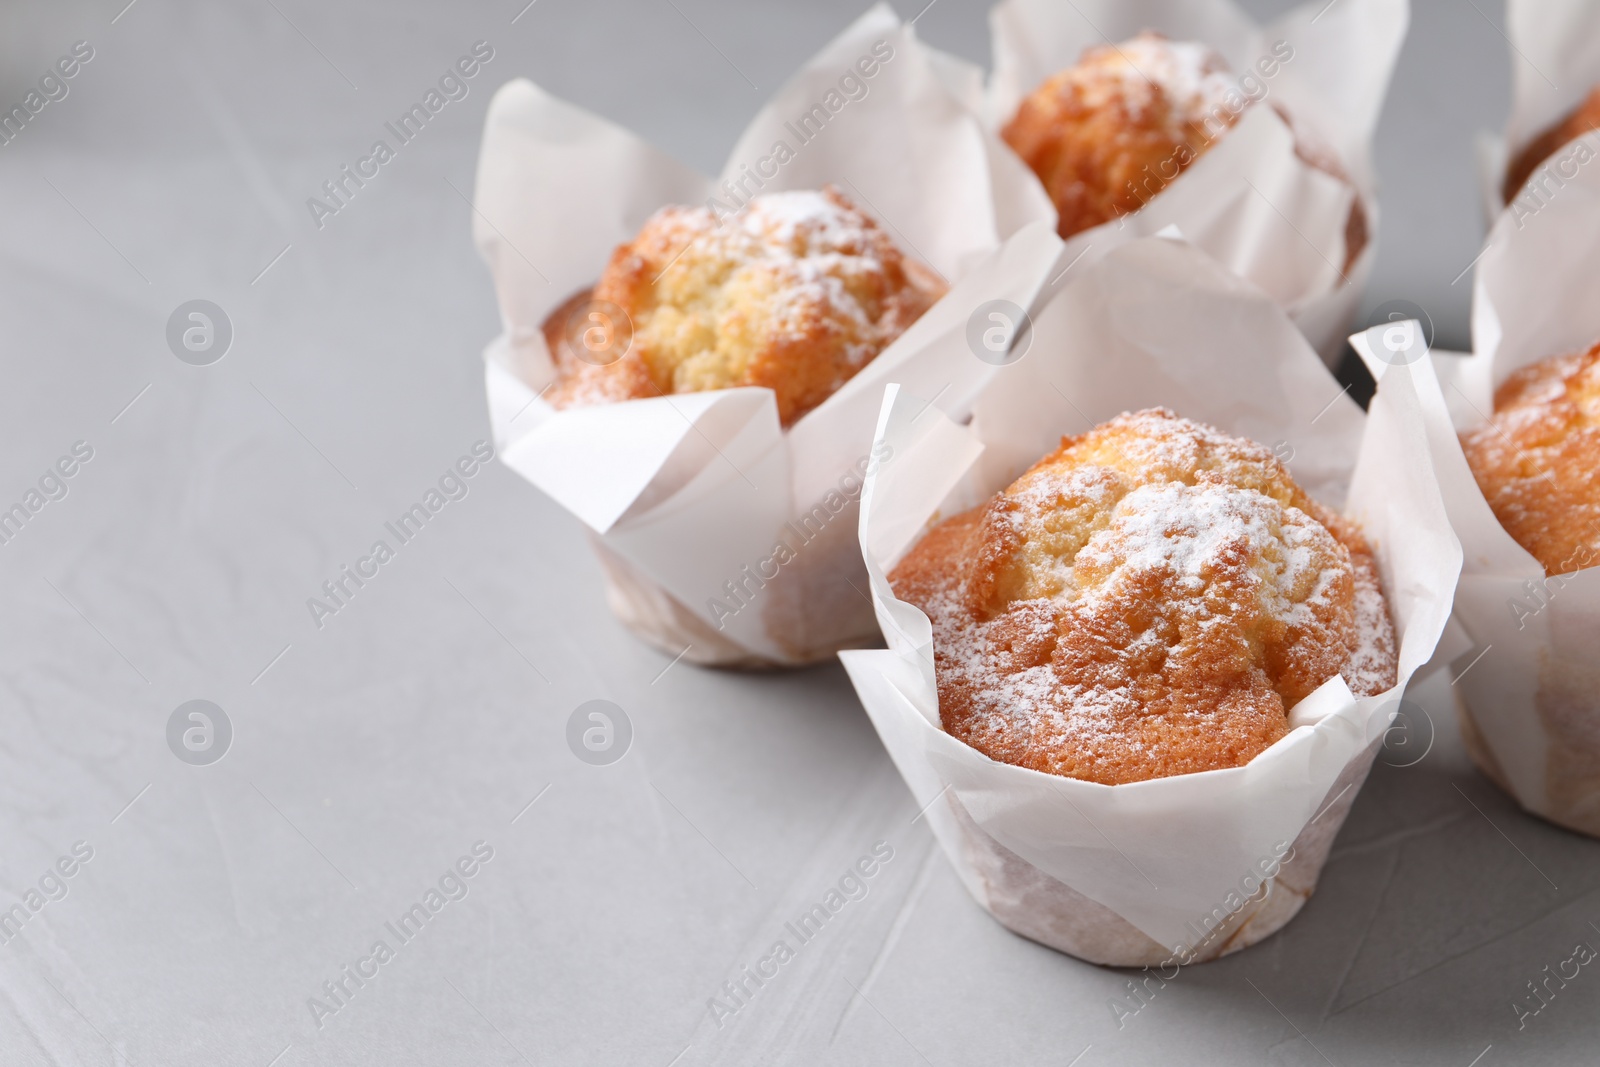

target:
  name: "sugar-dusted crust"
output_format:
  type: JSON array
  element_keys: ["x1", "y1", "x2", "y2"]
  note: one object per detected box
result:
[
  {"x1": 1002, "y1": 33, "x2": 1367, "y2": 270},
  {"x1": 889, "y1": 409, "x2": 1397, "y2": 785},
  {"x1": 543, "y1": 186, "x2": 946, "y2": 428},
  {"x1": 1001, "y1": 33, "x2": 1240, "y2": 240},
  {"x1": 1504, "y1": 86, "x2": 1600, "y2": 204},
  {"x1": 1460, "y1": 342, "x2": 1600, "y2": 576}
]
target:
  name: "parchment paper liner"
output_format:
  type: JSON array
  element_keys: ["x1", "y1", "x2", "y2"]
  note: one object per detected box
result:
[
  {"x1": 1376, "y1": 122, "x2": 1600, "y2": 837},
  {"x1": 947, "y1": 739, "x2": 1380, "y2": 966},
  {"x1": 1476, "y1": 0, "x2": 1600, "y2": 224},
  {"x1": 471, "y1": 5, "x2": 1057, "y2": 666},
  {"x1": 839, "y1": 232, "x2": 1460, "y2": 965},
  {"x1": 982, "y1": 0, "x2": 1407, "y2": 364}
]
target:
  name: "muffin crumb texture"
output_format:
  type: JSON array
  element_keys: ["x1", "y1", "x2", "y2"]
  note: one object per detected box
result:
[{"x1": 890, "y1": 409, "x2": 1397, "y2": 785}]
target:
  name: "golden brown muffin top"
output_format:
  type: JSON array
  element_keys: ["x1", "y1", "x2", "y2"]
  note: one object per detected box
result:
[
  {"x1": 1001, "y1": 33, "x2": 1241, "y2": 240},
  {"x1": 544, "y1": 186, "x2": 946, "y2": 428},
  {"x1": 890, "y1": 409, "x2": 1397, "y2": 785},
  {"x1": 1504, "y1": 87, "x2": 1600, "y2": 205},
  {"x1": 1002, "y1": 33, "x2": 1368, "y2": 271},
  {"x1": 1461, "y1": 343, "x2": 1600, "y2": 576}
]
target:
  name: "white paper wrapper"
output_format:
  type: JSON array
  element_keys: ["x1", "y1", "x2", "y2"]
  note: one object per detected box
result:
[
  {"x1": 470, "y1": 4, "x2": 1056, "y2": 665},
  {"x1": 839, "y1": 232, "x2": 1461, "y2": 966},
  {"x1": 983, "y1": 0, "x2": 1406, "y2": 365},
  {"x1": 1478, "y1": 0, "x2": 1600, "y2": 222},
  {"x1": 1374, "y1": 131, "x2": 1600, "y2": 837}
]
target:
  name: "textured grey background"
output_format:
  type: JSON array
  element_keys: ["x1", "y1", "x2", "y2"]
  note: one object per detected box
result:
[{"x1": 0, "y1": 1, "x2": 1590, "y2": 1065}]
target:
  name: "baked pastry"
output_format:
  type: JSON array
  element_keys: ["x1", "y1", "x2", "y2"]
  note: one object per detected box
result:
[
  {"x1": 889, "y1": 409, "x2": 1397, "y2": 785},
  {"x1": 1504, "y1": 87, "x2": 1600, "y2": 203},
  {"x1": 543, "y1": 186, "x2": 946, "y2": 428},
  {"x1": 1002, "y1": 33, "x2": 1240, "y2": 239},
  {"x1": 1001, "y1": 32, "x2": 1367, "y2": 267},
  {"x1": 1460, "y1": 342, "x2": 1600, "y2": 575}
]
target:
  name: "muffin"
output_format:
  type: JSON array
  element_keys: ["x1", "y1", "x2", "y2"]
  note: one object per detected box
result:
[
  {"x1": 1504, "y1": 87, "x2": 1600, "y2": 204},
  {"x1": 1001, "y1": 33, "x2": 1240, "y2": 239},
  {"x1": 1460, "y1": 342, "x2": 1600, "y2": 576},
  {"x1": 543, "y1": 186, "x2": 946, "y2": 428},
  {"x1": 1456, "y1": 343, "x2": 1600, "y2": 837},
  {"x1": 1001, "y1": 32, "x2": 1366, "y2": 268},
  {"x1": 890, "y1": 408, "x2": 1397, "y2": 785}
]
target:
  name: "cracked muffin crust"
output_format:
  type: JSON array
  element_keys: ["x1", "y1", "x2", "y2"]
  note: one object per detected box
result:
[
  {"x1": 890, "y1": 409, "x2": 1397, "y2": 785},
  {"x1": 1461, "y1": 342, "x2": 1600, "y2": 576},
  {"x1": 1002, "y1": 33, "x2": 1242, "y2": 239},
  {"x1": 1001, "y1": 32, "x2": 1366, "y2": 269},
  {"x1": 543, "y1": 186, "x2": 946, "y2": 428}
]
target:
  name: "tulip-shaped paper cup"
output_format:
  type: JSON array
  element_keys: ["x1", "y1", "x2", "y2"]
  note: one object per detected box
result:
[
  {"x1": 1477, "y1": 0, "x2": 1600, "y2": 225},
  {"x1": 470, "y1": 5, "x2": 1058, "y2": 667},
  {"x1": 839, "y1": 232, "x2": 1460, "y2": 966},
  {"x1": 983, "y1": 0, "x2": 1406, "y2": 364},
  {"x1": 1367, "y1": 134, "x2": 1600, "y2": 838}
]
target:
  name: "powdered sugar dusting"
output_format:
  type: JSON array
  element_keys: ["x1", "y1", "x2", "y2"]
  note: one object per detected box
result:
[
  {"x1": 1346, "y1": 563, "x2": 1397, "y2": 696},
  {"x1": 659, "y1": 188, "x2": 900, "y2": 364},
  {"x1": 741, "y1": 190, "x2": 887, "y2": 358},
  {"x1": 1078, "y1": 32, "x2": 1237, "y2": 136},
  {"x1": 891, "y1": 409, "x2": 1399, "y2": 784},
  {"x1": 546, "y1": 185, "x2": 944, "y2": 425}
]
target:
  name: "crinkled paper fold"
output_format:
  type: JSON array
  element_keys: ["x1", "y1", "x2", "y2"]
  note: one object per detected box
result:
[
  {"x1": 840, "y1": 233, "x2": 1460, "y2": 964},
  {"x1": 470, "y1": 4, "x2": 1056, "y2": 664},
  {"x1": 1378, "y1": 121, "x2": 1600, "y2": 837}
]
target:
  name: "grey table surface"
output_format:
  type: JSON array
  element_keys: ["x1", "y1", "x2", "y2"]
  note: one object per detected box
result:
[{"x1": 0, "y1": 1, "x2": 1590, "y2": 1065}]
